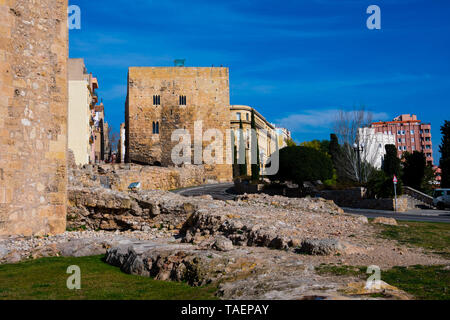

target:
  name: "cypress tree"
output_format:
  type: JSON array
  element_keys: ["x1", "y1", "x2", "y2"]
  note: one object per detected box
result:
[
  {"x1": 402, "y1": 151, "x2": 426, "y2": 190},
  {"x1": 383, "y1": 144, "x2": 401, "y2": 178},
  {"x1": 440, "y1": 120, "x2": 450, "y2": 188}
]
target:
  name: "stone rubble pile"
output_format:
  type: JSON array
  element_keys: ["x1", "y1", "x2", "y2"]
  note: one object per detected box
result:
[
  {"x1": 68, "y1": 185, "x2": 368, "y2": 255},
  {"x1": 2, "y1": 183, "x2": 449, "y2": 300},
  {"x1": 0, "y1": 230, "x2": 173, "y2": 265}
]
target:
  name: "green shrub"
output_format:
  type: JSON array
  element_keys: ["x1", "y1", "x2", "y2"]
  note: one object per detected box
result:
[
  {"x1": 367, "y1": 170, "x2": 403, "y2": 198},
  {"x1": 270, "y1": 146, "x2": 333, "y2": 186}
]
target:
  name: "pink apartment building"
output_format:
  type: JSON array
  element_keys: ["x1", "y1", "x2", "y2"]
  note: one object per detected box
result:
[{"x1": 371, "y1": 114, "x2": 434, "y2": 165}]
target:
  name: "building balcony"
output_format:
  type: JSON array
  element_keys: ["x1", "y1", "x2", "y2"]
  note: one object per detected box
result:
[{"x1": 92, "y1": 92, "x2": 98, "y2": 104}]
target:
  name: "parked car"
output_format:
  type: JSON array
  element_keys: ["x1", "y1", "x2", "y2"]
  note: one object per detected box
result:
[{"x1": 433, "y1": 189, "x2": 450, "y2": 210}]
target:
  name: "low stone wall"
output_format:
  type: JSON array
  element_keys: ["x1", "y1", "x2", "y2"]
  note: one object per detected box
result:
[
  {"x1": 318, "y1": 189, "x2": 408, "y2": 212},
  {"x1": 233, "y1": 180, "x2": 265, "y2": 194},
  {"x1": 317, "y1": 188, "x2": 367, "y2": 207},
  {"x1": 356, "y1": 198, "x2": 408, "y2": 212},
  {"x1": 69, "y1": 164, "x2": 210, "y2": 192}
]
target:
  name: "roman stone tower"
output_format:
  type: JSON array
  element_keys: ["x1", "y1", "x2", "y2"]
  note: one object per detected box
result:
[
  {"x1": 126, "y1": 67, "x2": 232, "y2": 182},
  {"x1": 0, "y1": 0, "x2": 68, "y2": 235}
]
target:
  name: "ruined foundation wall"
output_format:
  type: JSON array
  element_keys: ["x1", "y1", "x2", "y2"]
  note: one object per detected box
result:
[{"x1": 0, "y1": 0, "x2": 68, "y2": 235}]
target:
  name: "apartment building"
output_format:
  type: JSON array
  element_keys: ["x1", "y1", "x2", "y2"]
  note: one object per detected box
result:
[
  {"x1": 358, "y1": 127, "x2": 396, "y2": 169},
  {"x1": 68, "y1": 58, "x2": 98, "y2": 165},
  {"x1": 371, "y1": 114, "x2": 434, "y2": 165}
]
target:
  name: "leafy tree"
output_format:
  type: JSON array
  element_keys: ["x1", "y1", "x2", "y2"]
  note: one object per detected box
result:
[
  {"x1": 328, "y1": 133, "x2": 345, "y2": 180},
  {"x1": 422, "y1": 164, "x2": 436, "y2": 195},
  {"x1": 270, "y1": 146, "x2": 333, "y2": 187},
  {"x1": 285, "y1": 138, "x2": 297, "y2": 148},
  {"x1": 300, "y1": 140, "x2": 330, "y2": 155},
  {"x1": 402, "y1": 151, "x2": 427, "y2": 190},
  {"x1": 250, "y1": 110, "x2": 260, "y2": 181},
  {"x1": 367, "y1": 169, "x2": 403, "y2": 198},
  {"x1": 440, "y1": 120, "x2": 450, "y2": 188},
  {"x1": 383, "y1": 144, "x2": 401, "y2": 177}
]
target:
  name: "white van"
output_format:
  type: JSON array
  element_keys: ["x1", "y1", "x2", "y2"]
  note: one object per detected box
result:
[{"x1": 433, "y1": 189, "x2": 450, "y2": 210}]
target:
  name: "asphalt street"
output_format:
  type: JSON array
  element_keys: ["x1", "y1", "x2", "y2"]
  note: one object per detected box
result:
[{"x1": 171, "y1": 183, "x2": 450, "y2": 223}]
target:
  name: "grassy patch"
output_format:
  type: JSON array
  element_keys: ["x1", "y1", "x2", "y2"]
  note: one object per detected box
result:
[
  {"x1": 382, "y1": 265, "x2": 450, "y2": 300},
  {"x1": 315, "y1": 264, "x2": 450, "y2": 300},
  {"x1": 0, "y1": 255, "x2": 218, "y2": 300},
  {"x1": 377, "y1": 221, "x2": 450, "y2": 259}
]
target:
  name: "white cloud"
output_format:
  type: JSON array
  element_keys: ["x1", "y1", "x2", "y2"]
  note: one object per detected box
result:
[{"x1": 275, "y1": 109, "x2": 390, "y2": 133}]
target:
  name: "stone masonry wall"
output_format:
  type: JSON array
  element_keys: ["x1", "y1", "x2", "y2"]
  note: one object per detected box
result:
[
  {"x1": 126, "y1": 67, "x2": 233, "y2": 182},
  {"x1": 69, "y1": 164, "x2": 211, "y2": 192},
  {"x1": 0, "y1": 0, "x2": 68, "y2": 235}
]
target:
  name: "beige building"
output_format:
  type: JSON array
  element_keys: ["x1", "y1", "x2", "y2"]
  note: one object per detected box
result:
[
  {"x1": 93, "y1": 102, "x2": 110, "y2": 163},
  {"x1": 275, "y1": 127, "x2": 292, "y2": 149},
  {"x1": 68, "y1": 59, "x2": 98, "y2": 165},
  {"x1": 126, "y1": 67, "x2": 233, "y2": 182},
  {"x1": 230, "y1": 105, "x2": 278, "y2": 176},
  {"x1": 119, "y1": 123, "x2": 126, "y2": 163}
]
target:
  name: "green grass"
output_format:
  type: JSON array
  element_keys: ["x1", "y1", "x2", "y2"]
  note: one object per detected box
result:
[
  {"x1": 316, "y1": 264, "x2": 450, "y2": 300},
  {"x1": 0, "y1": 255, "x2": 218, "y2": 300},
  {"x1": 377, "y1": 221, "x2": 450, "y2": 259},
  {"x1": 382, "y1": 265, "x2": 450, "y2": 300}
]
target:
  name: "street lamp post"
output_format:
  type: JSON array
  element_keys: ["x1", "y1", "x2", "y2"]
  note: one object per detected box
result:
[{"x1": 353, "y1": 142, "x2": 365, "y2": 184}]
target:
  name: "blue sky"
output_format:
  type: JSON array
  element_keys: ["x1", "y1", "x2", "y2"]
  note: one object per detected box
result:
[{"x1": 69, "y1": 0, "x2": 450, "y2": 162}]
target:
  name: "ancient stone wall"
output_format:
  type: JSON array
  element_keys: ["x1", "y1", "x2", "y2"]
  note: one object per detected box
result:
[
  {"x1": 69, "y1": 164, "x2": 211, "y2": 192},
  {"x1": 0, "y1": 0, "x2": 68, "y2": 235},
  {"x1": 126, "y1": 67, "x2": 232, "y2": 182}
]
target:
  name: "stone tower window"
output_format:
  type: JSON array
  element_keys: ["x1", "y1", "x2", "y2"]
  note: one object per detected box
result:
[
  {"x1": 179, "y1": 95, "x2": 187, "y2": 106},
  {"x1": 153, "y1": 95, "x2": 161, "y2": 106},
  {"x1": 152, "y1": 122, "x2": 160, "y2": 134}
]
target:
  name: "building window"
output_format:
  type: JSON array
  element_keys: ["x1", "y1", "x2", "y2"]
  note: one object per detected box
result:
[
  {"x1": 397, "y1": 130, "x2": 401, "y2": 135},
  {"x1": 398, "y1": 146, "x2": 402, "y2": 151},
  {"x1": 410, "y1": 130, "x2": 415, "y2": 135},
  {"x1": 179, "y1": 95, "x2": 187, "y2": 105},
  {"x1": 425, "y1": 137, "x2": 431, "y2": 142},
  {"x1": 153, "y1": 95, "x2": 161, "y2": 106},
  {"x1": 411, "y1": 138, "x2": 415, "y2": 143},
  {"x1": 246, "y1": 113, "x2": 249, "y2": 121},
  {"x1": 425, "y1": 129, "x2": 430, "y2": 133},
  {"x1": 152, "y1": 122, "x2": 160, "y2": 134},
  {"x1": 412, "y1": 146, "x2": 416, "y2": 151},
  {"x1": 398, "y1": 138, "x2": 402, "y2": 143},
  {"x1": 426, "y1": 145, "x2": 431, "y2": 149},
  {"x1": 427, "y1": 153, "x2": 432, "y2": 158},
  {"x1": 403, "y1": 146, "x2": 407, "y2": 151},
  {"x1": 236, "y1": 113, "x2": 241, "y2": 121}
]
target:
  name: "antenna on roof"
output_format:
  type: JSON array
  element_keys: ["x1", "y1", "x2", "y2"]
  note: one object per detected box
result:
[{"x1": 174, "y1": 59, "x2": 186, "y2": 67}]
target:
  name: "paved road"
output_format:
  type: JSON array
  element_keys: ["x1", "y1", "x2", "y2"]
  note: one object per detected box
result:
[
  {"x1": 172, "y1": 183, "x2": 236, "y2": 200},
  {"x1": 171, "y1": 183, "x2": 450, "y2": 223},
  {"x1": 344, "y1": 208, "x2": 450, "y2": 223}
]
